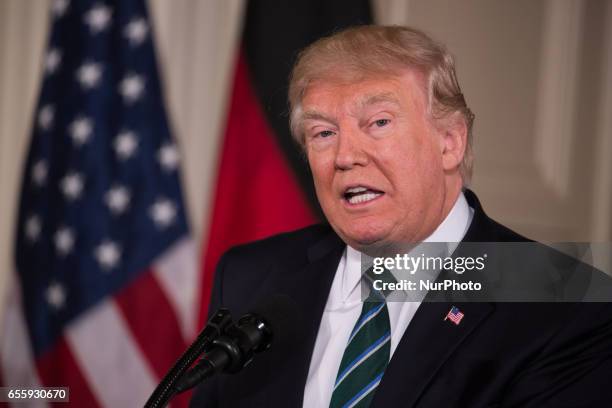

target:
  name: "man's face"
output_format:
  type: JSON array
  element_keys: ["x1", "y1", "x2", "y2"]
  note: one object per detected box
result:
[{"x1": 302, "y1": 70, "x2": 451, "y2": 250}]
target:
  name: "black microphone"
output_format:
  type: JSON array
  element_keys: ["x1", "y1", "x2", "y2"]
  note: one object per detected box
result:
[
  {"x1": 174, "y1": 294, "x2": 299, "y2": 394},
  {"x1": 144, "y1": 308, "x2": 234, "y2": 408}
]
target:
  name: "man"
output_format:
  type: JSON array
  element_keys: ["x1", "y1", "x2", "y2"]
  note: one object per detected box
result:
[{"x1": 191, "y1": 26, "x2": 612, "y2": 407}]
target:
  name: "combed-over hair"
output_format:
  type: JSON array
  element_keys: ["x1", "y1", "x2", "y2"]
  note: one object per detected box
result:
[{"x1": 288, "y1": 25, "x2": 475, "y2": 184}]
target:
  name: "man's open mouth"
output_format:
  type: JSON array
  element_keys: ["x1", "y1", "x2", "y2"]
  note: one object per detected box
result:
[{"x1": 343, "y1": 186, "x2": 384, "y2": 205}]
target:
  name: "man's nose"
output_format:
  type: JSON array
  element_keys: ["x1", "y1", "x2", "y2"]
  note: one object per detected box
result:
[{"x1": 334, "y1": 128, "x2": 369, "y2": 171}]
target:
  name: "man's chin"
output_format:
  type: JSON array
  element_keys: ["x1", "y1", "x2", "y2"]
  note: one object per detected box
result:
[
  {"x1": 341, "y1": 230, "x2": 390, "y2": 252},
  {"x1": 330, "y1": 220, "x2": 399, "y2": 251},
  {"x1": 337, "y1": 226, "x2": 418, "y2": 255}
]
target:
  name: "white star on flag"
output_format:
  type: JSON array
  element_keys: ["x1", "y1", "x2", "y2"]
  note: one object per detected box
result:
[
  {"x1": 51, "y1": 0, "x2": 69, "y2": 18},
  {"x1": 150, "y1": 198, "x2": 177, "y2": 228},
  {"x1": 60, "y1": 172, "x2": 85, "y2": 201},
  {"x1": 45, "y1": 48, "x2": 62, "y2": 75},
  {"x1": 84, "y1": 3, "x2": 112, "y2": 34},
  {"x1": 25, "y1": 215, "x2": 42, "y2": 242},
  {"x1": 38, "y1": 105, "x2": 55, "y2": 131},
  {"x1": 105, "y1": 185, "x2": 131, "y2": 215},
  {"x1": 94, "y1": 240, "x2": 121, "y2": 270},
  {"x1": 124, "y1": 17, "x2": 149, "y2": 46},
  {"x1": 32, "y1": 160, "x2": 48, "y2": 187},
  {"x1": 54, "y1": 227, "x2": 75, "y2": 256},
  {"x1": 118, "y1": 73, "x2": 145, "y2": 103},
  {"x1": 46, "y1": 281, "x2": 67, "y2": 309},
  {"x1": 69, "y1": 116, "x2": 93, "y2": 146},
  {"x1": 76, "y1": 61, "x2": 103, "y2": 89},
  {"x1": 158, "y1": 143, "x2": 180, "y2": 171},
  {"x1": 114, "y1": 130, "x2": 138, "y2": 160}
]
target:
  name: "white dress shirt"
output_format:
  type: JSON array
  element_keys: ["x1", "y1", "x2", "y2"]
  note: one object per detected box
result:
[{"x1": 303, "y1": 193, "x2": 474, "y2": 408}]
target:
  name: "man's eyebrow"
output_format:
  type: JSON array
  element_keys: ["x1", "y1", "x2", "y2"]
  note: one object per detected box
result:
[
  {"x1": 359, "y1": 92, "x2": 401, "y2": 108},
  {"x1": 301, "y1": 110, "x2": 335, "y2": 123}
]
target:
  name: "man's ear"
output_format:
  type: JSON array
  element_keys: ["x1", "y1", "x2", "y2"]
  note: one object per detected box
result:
[{"x1": 440, "y1": 112, "x2": 467, "y2": 172}]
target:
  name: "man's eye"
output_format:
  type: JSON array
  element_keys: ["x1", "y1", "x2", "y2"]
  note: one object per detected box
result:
[
  {"x1": 373, "y1": 119, "x2": 390, "y2": 127},
  {"x1": 317, "y1": 130, "x2": 334, "y2": 138}
]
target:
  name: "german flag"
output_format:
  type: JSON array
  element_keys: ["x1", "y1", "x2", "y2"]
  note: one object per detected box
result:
[{"x1": 199, "y1": 1, "x2": 372, "y2": 323}]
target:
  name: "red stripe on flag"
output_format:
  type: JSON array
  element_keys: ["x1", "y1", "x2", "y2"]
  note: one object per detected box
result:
[
  {"x1": 199, "y1": 52, "x2": 316, "y2": 323},
  {"x1": 115, "y1": 270, "x2": 188, "y2": 377},
  {"x1": 36, "y1": 338, "x2": 101, "y2": 407},
  {"x1": 114, "y1": 270, "x2": 192, "y2": 408}
]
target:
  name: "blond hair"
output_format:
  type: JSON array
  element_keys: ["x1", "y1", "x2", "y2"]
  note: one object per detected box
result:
[{"x1": 288, "y1": 25, "x2": 475, "y2": 184}]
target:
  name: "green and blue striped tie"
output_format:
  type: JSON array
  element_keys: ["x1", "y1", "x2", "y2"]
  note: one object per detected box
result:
[{"x1": 329, "y1": 279, "x2": 391, "y2": 408}]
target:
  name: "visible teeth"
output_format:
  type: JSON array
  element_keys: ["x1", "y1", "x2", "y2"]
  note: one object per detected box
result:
[
  {"x1": 346, "y1": 186, "x2": 368, "y2": 194},
  {"x1": 348, "y1": 192, "x2": 382, "y2": 204}
]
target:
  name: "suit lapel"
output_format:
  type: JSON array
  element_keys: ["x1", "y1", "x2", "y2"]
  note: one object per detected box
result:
[
  {"x1": 372, "y1": 302, "x2": 495, "y2": 407},
  {"x1": 235, "y1": 229, "x2": 345, "y2": 407},
  {"x1": 280, "y1": 235, "x2": 345, "y2": 406},
  {"x1": 372, "y1": 190, "x2": 500, "y2": 407}
]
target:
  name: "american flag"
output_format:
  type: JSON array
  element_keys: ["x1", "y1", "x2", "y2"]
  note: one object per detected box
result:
[
  {"x1": 444, "y1": 306, "x2": 465, "y2": 326},
  {"x1": 0, "y1": 0, "x2": 197, "y2": 406}
]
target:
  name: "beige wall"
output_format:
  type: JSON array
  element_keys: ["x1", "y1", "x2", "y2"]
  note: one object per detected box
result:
[
  {"x1": 1, "y1": 0, "x2": 611, "y2": 320},
  {"x1": 375, "y1": 0, "x2": 612, "y2": 242}
]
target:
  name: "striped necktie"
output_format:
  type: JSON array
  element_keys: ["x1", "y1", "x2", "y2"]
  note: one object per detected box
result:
[{"x1": 329, "y1": 269, "x2": 392, "y2": 408}]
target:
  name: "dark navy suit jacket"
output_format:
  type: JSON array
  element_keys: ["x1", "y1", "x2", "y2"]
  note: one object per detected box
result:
[{"x1": 190, "y1": 191, "x2": 612, "y2": 407}]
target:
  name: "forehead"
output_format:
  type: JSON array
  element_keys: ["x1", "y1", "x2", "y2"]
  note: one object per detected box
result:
[{"x1": 300, "y1": 70, "x2": 428, "y2": 115}]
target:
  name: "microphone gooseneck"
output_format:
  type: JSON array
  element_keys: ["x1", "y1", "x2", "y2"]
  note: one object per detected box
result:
[
  {"x1": 174, "y1": 294, "x2": 299, "y2": 394},
  {"x1": 143, "y1": 308, "x2": 234, "y2": 408},
  {"x1": 144, "y1": 294, "x2": 300, "y2": 408}
]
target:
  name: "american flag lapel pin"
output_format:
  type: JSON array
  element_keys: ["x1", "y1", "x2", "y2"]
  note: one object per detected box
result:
[{"x1": 444, "y1": 306, "x2": 464, "y2": 325}]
